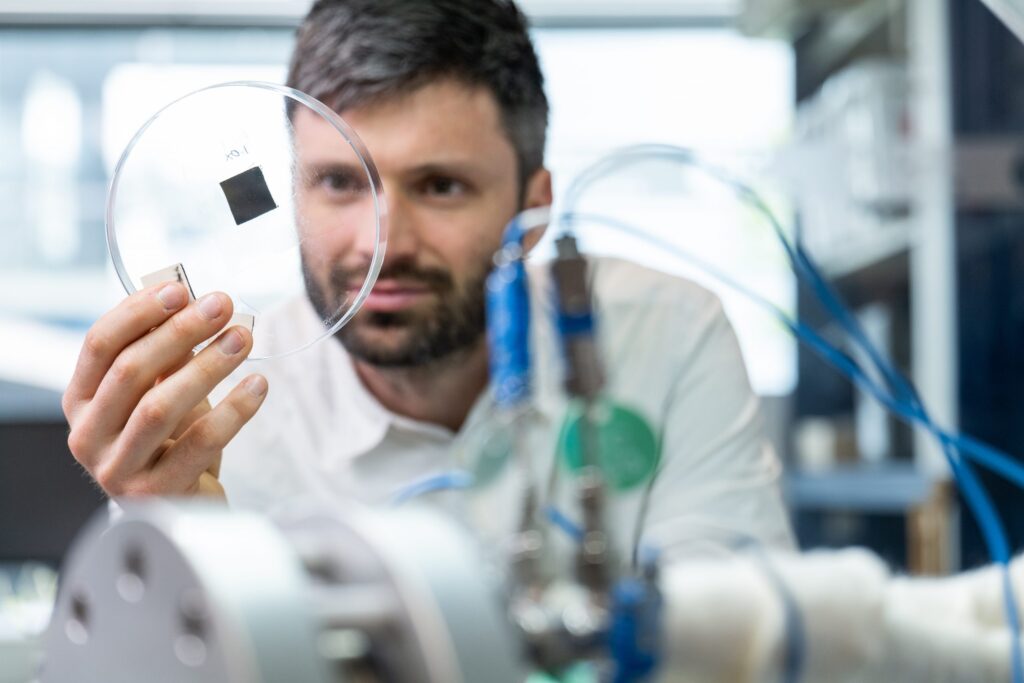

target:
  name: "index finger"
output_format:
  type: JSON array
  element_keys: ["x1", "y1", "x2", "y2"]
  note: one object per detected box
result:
[{"x1": 64, "y1": 282, "x2": 190, "y2": 416}]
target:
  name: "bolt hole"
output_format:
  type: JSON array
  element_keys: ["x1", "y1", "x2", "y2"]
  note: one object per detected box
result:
[
  {"x1": 179, "y1": 589, "x2": 208, "y2": 636},
  {"x1": 174, "y1": 633, "x2": 207, "y2": 667},
  {"x1": 65, "y1": 592, "x2": 90, "y2": 645},
  {"x1": 116, "y1": 544, "x2": 146, "y2": 603},
  {"x1": 124, "y1": 544, "x2": 146, "y2": 581}
]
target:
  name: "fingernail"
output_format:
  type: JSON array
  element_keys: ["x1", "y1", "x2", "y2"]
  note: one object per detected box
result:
[
  {"x1": 244, "y1": 375, "x2": 267, "y2": 397},
  {"x1": 218, "y1": 329, "x2": 244, "y2": 355},
  {"x1": 198, "y1": 293, "x2": 224, "y2": 320},
  {"x1": 157, "y1": 284, "x2": 187, "y2": 311}
]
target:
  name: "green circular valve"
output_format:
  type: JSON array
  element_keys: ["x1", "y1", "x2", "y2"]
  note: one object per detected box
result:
[{"x1": 558, "y1": 400, "x2": 659, "y2": 491}]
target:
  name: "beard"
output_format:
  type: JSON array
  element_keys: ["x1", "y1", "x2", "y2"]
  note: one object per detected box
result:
[{"x1": 303, "y1": 255, "x2": 489, "y2": 368}]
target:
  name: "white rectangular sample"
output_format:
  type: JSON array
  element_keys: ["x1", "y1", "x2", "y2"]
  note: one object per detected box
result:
[
  {"x1": 141, "y1": 263, "x2": 196, "y2": 301},
  {"x1": 226, "y1": 313, "x2": 255, "y2": 335},
  {"x1": 141, "y1": 263, "x2": 256, "y2": 344}
]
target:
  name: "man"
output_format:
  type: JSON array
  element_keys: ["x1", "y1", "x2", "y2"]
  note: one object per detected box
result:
[{"x1": 63, "y1": 0, "x2": 793, "y2": 560}]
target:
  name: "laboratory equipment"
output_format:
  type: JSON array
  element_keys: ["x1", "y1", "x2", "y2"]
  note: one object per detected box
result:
[
  {"x1": 49, "y1": 1, "x2": 1024, "y2": 668},
  {"x1": 39, "y1": 500, "x2": 1024, "y2": 683},
  {"x1": 37, "y1": 145, "x2": 1024, "y2": 681}
]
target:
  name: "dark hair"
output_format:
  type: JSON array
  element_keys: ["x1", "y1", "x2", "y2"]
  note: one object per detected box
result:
[{"x1": 286, "y1": 0, "x2": 549, "y2": 186}]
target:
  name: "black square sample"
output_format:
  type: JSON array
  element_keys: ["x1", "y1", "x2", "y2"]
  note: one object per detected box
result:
[{"x1": 219, "y1": 166, "x2": 277, "y2": 225}]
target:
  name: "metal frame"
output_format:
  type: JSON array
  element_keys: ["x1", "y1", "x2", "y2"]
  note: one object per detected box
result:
[
  {"x1": 0, "y1": 0, "x2": 738, "y2": 28},
  {"x1": 977, "y1": 0, "x2": 1024, "y2": 46}
]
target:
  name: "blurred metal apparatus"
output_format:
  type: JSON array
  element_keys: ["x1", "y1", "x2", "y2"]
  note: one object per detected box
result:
[
  {"x1": 38, "y1": 500, "x2": 1024, "y2": 683},
  {"x1": 41, "y1": 502, "x2": 524, "y2": 683},
  {"x1": 979, "y1": 0, "x2": 1024, "y2": 46}
]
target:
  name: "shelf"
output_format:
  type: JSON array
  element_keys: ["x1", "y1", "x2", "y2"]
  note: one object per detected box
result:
[
  {"x1": 0, "y1": 381, "x2": 63, "y2": 423},
  {"x1": 739, "y1": 0, "x2": 893, "y2": 43},
  {"x1": 784, "y1": 462, "x2": 937, "y2": 513},
  {"x1": 811, "y1": 222, "x2": 911, "y2": 280},
  {"x1": 0, "y1": 0, "x2": 739, "y2": 28}
]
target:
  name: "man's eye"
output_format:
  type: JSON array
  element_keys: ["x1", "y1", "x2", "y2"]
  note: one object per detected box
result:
[
  {"x1": 312, "y1": 171, "x2": 367, "y2": 197},
  {"x1": 423, "y1": 176, "x2": 466, "y2": 197}
]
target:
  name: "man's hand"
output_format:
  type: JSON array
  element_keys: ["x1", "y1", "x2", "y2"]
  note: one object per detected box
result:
[{"x1": 63, "y1": 282, "x2": 268, "y2": 500}]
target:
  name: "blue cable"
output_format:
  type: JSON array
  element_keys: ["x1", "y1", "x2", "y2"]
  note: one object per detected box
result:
[
  {"x1": 486, "y1": 239, "x2": 533, "y2": 409},
  {"x1": 557, "y1": 200, "x2": 1024, "y2": 683},
  {"x1": 545, "y1": 502, "x2": 805, "y2": 683},
  {"x1": 565, "y1": 209, "x2": 1024, "y2": 496},
  {"x1": 391, "y1": 470, "x2": 475, "y2": 506},
  {"x1": 391, "y1": 165, "x2": 1024, "y2": 679},
  {"x1": 543, "y1": 504, "x2": 586, "y2": 543},
  {"x1": 534, "y1": 201, "x2": 1024, "y2": 674},
  {"x1": 746, "y1": 545, "x2": 806, "y2": 683},
  {"x1": 565, "y1": 208, "x2": 1024, "y2": 492},
  {"x1": 561, "y1": 144, "x2": 924, "y2": 415}
]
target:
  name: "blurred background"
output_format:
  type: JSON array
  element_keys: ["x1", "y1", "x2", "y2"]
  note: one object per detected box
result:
[{"x1": 3, "y1": 0, "x2": 1024, "y2": 643}]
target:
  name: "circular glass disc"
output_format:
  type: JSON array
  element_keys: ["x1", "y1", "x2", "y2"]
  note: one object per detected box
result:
[{"x1": 107, "y1": 81, "x2": 387, "y2": 360}]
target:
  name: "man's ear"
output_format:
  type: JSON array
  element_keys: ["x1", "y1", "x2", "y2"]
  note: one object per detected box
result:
[{"x1": 521, "y1": 167, "x2": 552, "y2": 253}]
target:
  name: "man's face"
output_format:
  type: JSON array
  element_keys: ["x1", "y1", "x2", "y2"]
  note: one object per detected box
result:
[{"x1": 292, "y1": 79, "x2": 528, "y2": 366}]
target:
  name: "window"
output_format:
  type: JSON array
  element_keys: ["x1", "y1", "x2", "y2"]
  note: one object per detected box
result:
[
  {"x1": 535, "y1": 29, "x2": 794, "y2": 394},
  {"x1": 0, "y1": 22, "x2": 793, "y2": 394}
]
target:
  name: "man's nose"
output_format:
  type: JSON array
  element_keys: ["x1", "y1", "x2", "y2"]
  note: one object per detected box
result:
[{"x1": 370, "y1": 187, "x2": 419, "y2": 269}]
